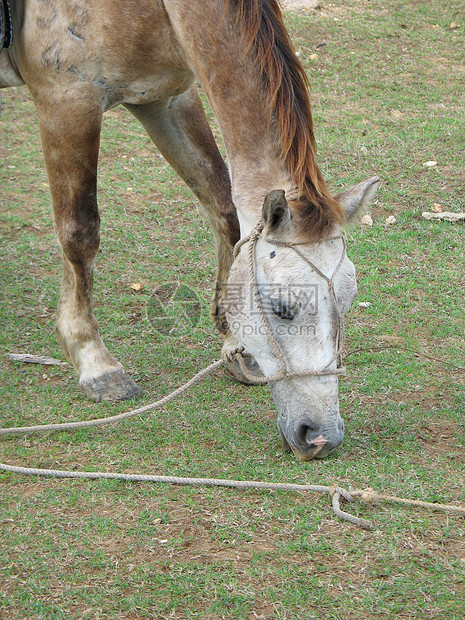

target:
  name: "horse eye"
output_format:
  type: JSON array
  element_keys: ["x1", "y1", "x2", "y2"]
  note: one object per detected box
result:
[{"x1": 270, "y1": 298, "x2": 294, "y2": 320}]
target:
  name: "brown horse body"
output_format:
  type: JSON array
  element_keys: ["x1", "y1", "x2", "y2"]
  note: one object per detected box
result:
[{"x1": 1, "y1": 1, "x2": 378, "y2": 459}]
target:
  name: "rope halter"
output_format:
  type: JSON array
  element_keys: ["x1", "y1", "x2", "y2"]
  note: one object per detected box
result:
[{"x1": 226, "y1": 220, "x2": 347, "y2": 384}]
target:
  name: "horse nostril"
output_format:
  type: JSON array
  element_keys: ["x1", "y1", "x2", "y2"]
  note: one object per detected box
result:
[{"x1": 297, "y1": 423, "x2": 318, "y2": 445}]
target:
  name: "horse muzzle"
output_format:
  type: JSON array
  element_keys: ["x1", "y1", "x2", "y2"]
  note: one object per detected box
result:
[{"x1": 279, "y1": 417, "x2": 345, "y2": 460}]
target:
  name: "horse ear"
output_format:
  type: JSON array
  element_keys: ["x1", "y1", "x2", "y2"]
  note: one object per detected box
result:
[
  {"x1": 262, "y1": 190, "x2": 291, "y2": 237},
  {"x1": 336, "y1": 177, "x2": 380, "y2": 222}
]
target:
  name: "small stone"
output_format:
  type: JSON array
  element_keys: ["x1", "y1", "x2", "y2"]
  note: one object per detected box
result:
[
  {"x1": 422, "y1": 211, "x2": 465, "y2": 222},
  {"x1": 422, "y1": 161, "x2": 438, "y2": 168},
  {"x1": 361, "y1": 214, "x2": 373, "y2": 227},
  {"x1": 385, "y1": 216, "x2": 397, "y2": 225}
]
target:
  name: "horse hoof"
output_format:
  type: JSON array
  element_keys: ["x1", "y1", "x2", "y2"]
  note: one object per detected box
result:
[
  {"x1": 224, "y1": 356, "x2": 264, "y2": 386},
  {"x1": 80, "y1": 371, "x2": 143, "y2": 403}
]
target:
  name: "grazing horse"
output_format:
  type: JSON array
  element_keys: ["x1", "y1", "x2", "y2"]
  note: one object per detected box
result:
[{"x1": 1, "y1": 0, "x2": 378, "y2": 460}]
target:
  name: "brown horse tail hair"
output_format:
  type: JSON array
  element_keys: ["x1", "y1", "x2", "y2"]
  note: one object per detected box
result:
[{"x1": 227, "y1": 0, "x2": 343, "y2": 239}]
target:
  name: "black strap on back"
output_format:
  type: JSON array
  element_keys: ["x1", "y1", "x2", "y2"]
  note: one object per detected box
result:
[
  {"x1": 1, "y1": 0, "x2": 13, "y2": 49},
  {"x1": 0, "y1": 2, "x2": 5, "y2": 49}
]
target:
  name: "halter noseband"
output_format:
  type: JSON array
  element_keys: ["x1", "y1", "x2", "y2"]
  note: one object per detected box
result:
[{"x1": 227, "y1": 220, "x2": 347, "y2": 384}]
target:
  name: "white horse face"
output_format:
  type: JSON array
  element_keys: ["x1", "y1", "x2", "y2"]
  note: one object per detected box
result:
[{"x1": 225, "y1": 178, "x2": 379, "y2": 460}]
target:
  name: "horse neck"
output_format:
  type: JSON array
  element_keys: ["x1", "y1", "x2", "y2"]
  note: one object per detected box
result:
[
  {"x1": 166, "y1": 1, "x2": 295, "y2": 236},
  {"x1": 205, "y1": 49, "x2": 293, "y2": 236}
]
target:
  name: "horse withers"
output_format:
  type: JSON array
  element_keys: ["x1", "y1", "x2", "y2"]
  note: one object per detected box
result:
[{"x1": 1, "y1": 0, "x2": 378, "y2": 460}]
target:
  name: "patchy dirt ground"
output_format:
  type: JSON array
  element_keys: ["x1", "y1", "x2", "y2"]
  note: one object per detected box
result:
[
  {"x1": 1, "y1": 0, "x2": 464, "y2": 618},
  {"x1": 282, "y1": 0, "x2": 320, "y2": 12}
]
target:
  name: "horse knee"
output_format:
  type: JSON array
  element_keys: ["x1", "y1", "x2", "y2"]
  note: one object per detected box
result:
[{"x1": 56, "y1": 198, "x2": 101, "y2": 266}]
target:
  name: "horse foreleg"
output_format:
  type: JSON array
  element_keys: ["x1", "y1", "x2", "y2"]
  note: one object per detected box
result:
[
  {"x1": 125, "y1": 88, "x2": 240, "y2": 334},
  {"x1": 36, "y1": 100, "x2": 142, "y2": 402}
]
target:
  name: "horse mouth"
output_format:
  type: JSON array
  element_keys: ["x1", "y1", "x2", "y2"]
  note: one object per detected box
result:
[
  {"x1": 302, "y1": 434, "x2": 327, "y2": 458},
  {"x1": 299, "y1": 437, "x2": 330, "y2": 460},
  {"x1": 284, "y1": 432, "x2": 338, "y2": 460},
  {"x1": 279, "y1": 422, "x2": 342, "y2": 460}
]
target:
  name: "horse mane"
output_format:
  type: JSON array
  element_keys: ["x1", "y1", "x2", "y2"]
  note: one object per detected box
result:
[{"x1": 227, "y1": 0, "x2": 344, "y2": 239}]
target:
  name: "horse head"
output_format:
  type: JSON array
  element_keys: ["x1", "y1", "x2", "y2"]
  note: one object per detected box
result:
[{"x1": 225, "y1": 177, "x2": 379, "y2": 460}]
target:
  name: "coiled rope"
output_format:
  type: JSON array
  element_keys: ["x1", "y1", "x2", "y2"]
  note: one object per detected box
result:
[
  {"x1": 2, "y1": 354, "x2": 465, "y2": 529},
  {"x1": 2, "y1": 223, "x2": 464, "y2": 528},
  {"x1": 0, "y1": 355, "x2": 371, "y2": 527}
]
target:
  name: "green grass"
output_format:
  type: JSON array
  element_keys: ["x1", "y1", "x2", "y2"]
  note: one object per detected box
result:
[{"x1": 1, "y1": 0, "x2": 464, "y2": 618}]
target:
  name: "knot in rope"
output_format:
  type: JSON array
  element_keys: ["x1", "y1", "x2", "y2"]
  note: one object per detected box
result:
[
  {"x1": 351, "y1": 488, "x2": 380, "y2": 505},
  {"x1": 3, "y1": 221, "x2": 464, "y2": 531}
]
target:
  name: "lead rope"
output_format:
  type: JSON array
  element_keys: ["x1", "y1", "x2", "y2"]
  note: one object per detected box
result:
[
  {"x1": 2, "y1": 224, "x2": 464, "y2": 528},
  {"x1": 1, "y1": 357, "x2": 464, "y2": 528},
  {"x1": 0, "y1": 355, "x2": 371, "y2": 528}
]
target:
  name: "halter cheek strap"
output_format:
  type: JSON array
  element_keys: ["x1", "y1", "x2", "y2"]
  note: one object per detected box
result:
[{"x1": 228, "y1": 221, "x2": 347, "y2": 384}]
